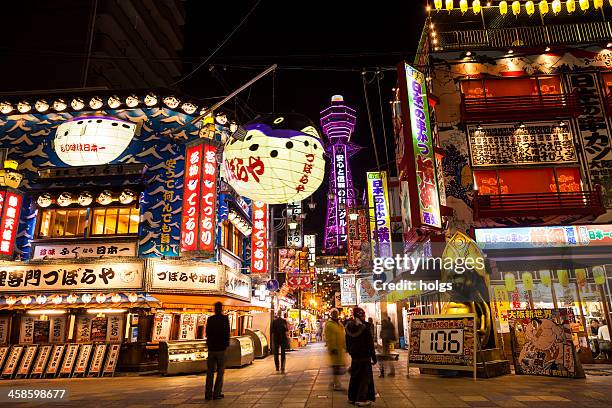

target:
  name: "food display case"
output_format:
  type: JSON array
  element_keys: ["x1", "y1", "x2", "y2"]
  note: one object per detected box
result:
[
  {"x1": 159, "y1": 340, "x2": 208, "y2": 375},
  {"x1": 244, "y1": 329, "x2": 269, "y2": 358},
  {"x1": 225, "y1": 336, "x2": 254, "y2": 367}
]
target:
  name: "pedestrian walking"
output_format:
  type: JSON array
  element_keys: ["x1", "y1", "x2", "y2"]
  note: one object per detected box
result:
[
  {"x1": 205, "y1": 302, "x2": 230, "y2": 400},
  {"x1": 345, "y1": 307, "x2": 376, "y2": 406},
  {"x1": 379, "y1": 317, "x2": 397, "y2": 377},
  {"x1": 271, "y1": 312, "x2": 289, "y2": 373},
  {"x1": 324, "y1": 309, "x2": 347, "y2": 391}
]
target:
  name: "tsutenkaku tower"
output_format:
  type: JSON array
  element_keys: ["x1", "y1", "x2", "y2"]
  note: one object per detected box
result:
[{"x1": 321, "y1": 95, "x2": 360, "y2": 254}]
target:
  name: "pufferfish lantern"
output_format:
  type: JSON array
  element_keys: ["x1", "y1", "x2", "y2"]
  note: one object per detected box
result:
[{"x1": 222, "y1": 113, "x2": 325, "y2": 204}]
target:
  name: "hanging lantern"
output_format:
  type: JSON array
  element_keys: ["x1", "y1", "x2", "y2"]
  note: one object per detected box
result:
[
  {"x1": 111, "y1": 293, "x2": 122, "y2": 303},
  {"x1": 36, "y1": 295, "x2": 47, "y2": 305},
  {"x1": 67, "y1": 294, "x2": 78, "y2": 304},
  {"x1": 127, "y1": 293, "x2": 139, "y2": 303},
  {"x1": 81, "y1": 293, "x2": 92, "y2": 303},
  {"x1": 473, "y1": 0, "x2": 482, "y2": 13},
  {"x1": 566, "y1": 0, "x2": 576, "y2": 12},
  {"x1": 512, "y1": 0, "x2": 521, "y2": 14},
  {"x1": 539, "y1": 0, "x2": 550, "y2": 14},
  {"x1": 500, "y1": 1, "x2": 509, "y2": 14},
  {"x1": 526, "y1": 1, "x2": 536, "y2": 14},
  {"x1": 20, "y1": 296, "x2": 33, "y2": 305},
  {"x1": 521, "y1": 272, "x2": 534, "y2": 291},
  {"x1": 504, "y1": 272, "x2": 516, "y2": 292},
  {"x1": 446, "y1": 0, "x2": 454, "y2": 10},
  {"x1": 6, "y1": 296, "x2": 17, "y2": 306},
  {"x1": 435, "y1": 0, "x2": 443, "y2": 9},
  {"x1": 460, "y1": 0, "x2": 468, "y2": 12},
  {"x1": 575, "y1": 268, "x2": 587, "y2": 286},
  {"x1": 594, "y1": 0, "x2": 603, "y2": 8},
  {"x1": 539, "y1": 270, "x2": 552, "y2": 287},
  {"x1": 579, "y1": 0, "x2": 589, "y2": 9},
  {"x1": 552, "y1": 0, "x2": 562, "y2": 12},
  {"x1": 592, "y1": 266, "x2": 606, "y2": 285},
  {"x1": 95, "y1": 293, "x2": 107, "y2": 304},
  {"x1": 78, "y1": 191, "x2": 93, "y2": 206},
  {"x1": 51, "y1": 295, "x2": 63, "y2": 305},
  {"x1": 222, "y1": 113, "x2": 325, "y2": 204},
  {"x1": 557, "y1": 269, "x2": 569, "y2": 287}
]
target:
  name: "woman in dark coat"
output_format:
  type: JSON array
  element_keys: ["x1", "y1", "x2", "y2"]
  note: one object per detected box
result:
[{"x1": 345, "y1": 307, "x2": 377, "y2": 406}]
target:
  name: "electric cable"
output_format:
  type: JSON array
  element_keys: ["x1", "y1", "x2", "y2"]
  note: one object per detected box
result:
[{"x1": 361, "y1": 71, "x2": 381, "y2": 171}]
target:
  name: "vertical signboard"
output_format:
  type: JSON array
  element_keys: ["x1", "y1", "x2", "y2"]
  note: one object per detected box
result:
[
  {"x1": 304, "y1": 234, "x2": 316, "y2": 265},
  {"x1": 152, "y1": 313, "x2": 173, "y2": 342},
  {"x1": 340, "y1": 274, "x2": 357, "y2": 306},
  {"x1": 286, "y1": 201, "x2": 303, "y2": 248},
  {"x1": 347, "y1": 208, "x2": 370, "y2": 269},
  {"x1": 397, "y1": 62, "x2": 441, "y2": 230},
  {"x1": 334, "y1": 144, "x2": 349, "y2": 247},
  {"x1": 179, "y1": 314, "x2": 197, "y2": 340},
  {"x1": 366, "y1": 171, "x2": 392, "y2": 258},
  {"x1": 0, "y1": 190, "x2": 22, "y2": 257},
  {"x1": 567, "y1": 73, "x2": 612, "y2": 208},
  {"x1": 251, "y1": 201, "x2": 268, "y2": 275},
  {"x1": 180, "y1": 140, "x2": 218, "y2": 258}
]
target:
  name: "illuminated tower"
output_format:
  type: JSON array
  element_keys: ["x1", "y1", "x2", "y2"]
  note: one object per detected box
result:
[{"x1": 321, "y1": 95, "x2": 360, "y2": 253}]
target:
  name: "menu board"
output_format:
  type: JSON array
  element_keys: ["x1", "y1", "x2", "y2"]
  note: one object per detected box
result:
[
  {"x1": 16, "y1": 345, "x2": 38, "y2": 376},
  {"x1": 30, "y1": 345, "x2": 52, "y2": 376},
  {"x1": 408, "y1": 314, "x2": 476, "y2": 375},
  {"x1": 2, "y1": 345, "x2": 24, "y2": 376},
  {"x1": 91, "y1": 317, "x2": 108, "y2": 342},
  {"x1": 152, "y1": 313, "x2": 172, "y2": 342},
  {"x1": 103, "y1": 344, "x2": 121, "y2": 376},
  {"x1": 60, "y1": 344, "x2": 80, "y2": 375},
  {"x1": 19, "y1": 316, "x2": 35, "y2": 344},
  {"x1": 0, "y1": 346, "x2": 9, "y2": 371},
  {"x1": 107, "y1": 315, "x2": 124, "y2": 343},
  {"x1": 73, "y1": 344, "x2": 93, "y2": 375},
  {"x1": 45, "y1": 344, "x2": 65, "y2": 375},
  {"x1": 33, "y1": 320, "x2": 51, "y2": 343},
  {"x1": 179, "y1": 314, "x2": 197, "y2": 340},
  {"x1": 88, "y1": 344, "x2": 107, "y2": 377},
  {"x1": 76, "y1": 316, "x2": 92, "y2": 343},
  {"x1": 0, "y1": 317, "x2": 9, "y2": 345},
  {"x1": 50, "y1": 316, "x2": 66, "y2": 343}
]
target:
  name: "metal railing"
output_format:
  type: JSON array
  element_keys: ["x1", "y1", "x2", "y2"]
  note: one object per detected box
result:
[
  {"x1": 438, "y1": 21, "x2": 612, "y2": 50},
  {"x1": 461, "y1": 91, "x2": 582, "y2": 122},
  {"x1": 473, "y1": 189, "x2": 605, "y2": 220}
]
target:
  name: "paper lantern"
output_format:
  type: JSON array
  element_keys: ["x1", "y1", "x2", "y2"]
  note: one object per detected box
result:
[
  {"x1": 579, "y1": 0, "x2": 589, "y2": 9},
  {"x1": 552, "y1": 0, "x2": 562, "y2": 12},
  {"x1": 119, "y1": 189, "x2": 136, "y2": 204},
  {"x1": 67, "y1": 294, "x2": 78, "y2": 304},
  {"x1": 89, "y1": 97, "x2": 103, "y2": 110},
  {"x1": 500, "y1": 0, "x2": 509, "y2": 14},
  {"x1": 97, "y1": 190, "x2": 113, "y2": 205},
  {"x1": 460, "y1": 0, "x2": 468, "y2": 12},
  {"x1": 71, "y1": 98, "x2": 85, "y2": 110},
  {"x1": 592, "y1": 266, "x2": 606, "y2": 285},
  {"x1": 521, "y1": 272, "x2": 534, "y2": 291},
  {"x1": 526, "y1": 1, "x2": 535, "y2": 14},
  {"x1": 96, "y1": 293, "x2": 106, "y2": 304},
  {"x1": 36, "y1": 295, "x2": 47, "y2": 305},
  {"x1": 53, "y1": 99, "x2": 67, "y2": 111},
  {"x1": 512, "y1": 0, "x2": 521, "y2": 14},
  {"x1": 435, "y1": 0, "x2": 443, "y2": 9},
  {"x1": 0, "y1": 102, "x2": 12, "y2": 114},
  {"x1": 127, "y1": 293, "x2": 138, "y2": 303},
  {"x1": 81, "y1": 293, "x2": 92, "y2": 303},
  {"x1": 473, "y1": 0, "x2": 482, "y2": 13},
  {"x1": 446, "y1": 0, "x2": 454, "y2": 10},
  {"x1": 575, "y1": 268, "x2": 587, "y2": 286},
  {"x1": 55, "y1": 116, "x2": 136, "y2": 166},
  {"x1": 57, "y1": 192, "x2": 73, "y2": 207},
  {"x1": 594, "y1": 0, "x2": 603, "y2": 8},
  {"x1": 567, "y1": 0, "x2": 576, "y2": 12},
  {"x1": 35, "y1": 100, "x2": 49, "y2": 113},
  {"x1": 111, "y1": 293, "x2": 122, "y2": 303},
  {"x1": 6, "y1": 296, "x2": 17, "y2": 306},
  {"x1": 222, "y1": 113, "x2": 325, "y2": 204},
  {"x1": 51, "y1": 295, "x2": 63, "y2": 305},
  {"x1": 504, "y1": 272, "x2": 516, "y2": 291},
  {"x1": 125, "y1": 95, "x2": 139, "y2": 108},
  {"x1": 17, "y1": 102, "x2": 31, "y2": 113},
  {"x1": 37, "y1": 193, "x2": 52, "y2": 208},
  {"x1": 78, "y1": 191, "x2": 93, "y2": 206},
  {"x1": 557, "y1": 269, "x2": 569, "y2": 286},
  {"x1": 539, "y1": 0, "x2": 550, "y2": 14},
  {"x1": 539, "y1": 270, "x2": 552, "y2": 287},
  {"x1": 20, "y1": 296, "x2": 32, "y2": 305}
]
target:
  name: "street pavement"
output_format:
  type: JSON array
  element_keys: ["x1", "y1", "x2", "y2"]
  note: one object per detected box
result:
[{"x1": 2, "y1": 342, "x2": 612, "y2": 408}]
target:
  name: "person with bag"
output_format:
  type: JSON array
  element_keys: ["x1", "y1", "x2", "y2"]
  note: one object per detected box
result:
[
  {"x1": 379, "y1": 316, "x2": 397, "y2": 377},
  {"x1": 345, "y1": 307, "x2": 376, "y2": 406},
  {"x1": 271, "y1": 312, "x2": 289, "y2": 373},
  {"x1": 324, "y1": 309, "x2": 347, "y2": 391}
]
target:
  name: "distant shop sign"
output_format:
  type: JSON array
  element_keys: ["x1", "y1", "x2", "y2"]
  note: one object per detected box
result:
[
  {"x1": 475, "y1": 224, "x2": 612, "y2": 249},
  {"x1": 32, "y1": 242, "x2": 137, "y2": 260}
]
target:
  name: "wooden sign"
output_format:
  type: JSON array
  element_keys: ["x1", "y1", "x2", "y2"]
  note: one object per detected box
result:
[
  {"x1": 44, "y1": 344, "x2": 65, "y2": 377},
  {"x1": 102, "y1": 344, "x2": 121, "y2": 376},
  {"x1": 16, "y1": 345, "x2": 38, "y2": 377},
  {"x1": 408, "y1": 314, "x2": 477, "y2": 380},
  {"x1": 73, "y1": 344, "x2": 93, "y2": 377},
  {"x1": 87, "y1": 344, "x2": 107, "y2": 377},
  {"x1": 59, "y1": 344, "x2": 80, "y2": 376},
  {"x1": 0, "y1": 346, "x2": 9, "y2": 372},
  {"x1": 30, "y1": 345, "x2": 52, "y2": 377},
  {"x1": 2, "y1": 345, "x2": 24, "y2": 377}
]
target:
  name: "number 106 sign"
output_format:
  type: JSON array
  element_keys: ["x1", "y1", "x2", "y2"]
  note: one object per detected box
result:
[{"x1": 408, "y1": 314, "x2": 477, "y2": 377}]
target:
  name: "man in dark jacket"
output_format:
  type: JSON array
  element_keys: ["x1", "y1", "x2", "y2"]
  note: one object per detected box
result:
[
  {"x1": 205, "y1": 302, "x2": 230, "y2": 400},
  {"x1": 345, "y1": 307, "x2": 376, "y2": 406},
  {"x1": 271, "y1": 312, "x2": 289, "y2": 373}
]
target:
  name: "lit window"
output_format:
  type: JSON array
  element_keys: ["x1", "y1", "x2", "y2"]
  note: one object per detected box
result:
[
  {"x1": 38, "y1": 209, "x2": 87, "y2": 238},
  {"x1": 38, "y1": 206, "x2": 139, "y2": 238},
  {"x1": 90, "y1": 206, "x2": 140, "y2": 236}
]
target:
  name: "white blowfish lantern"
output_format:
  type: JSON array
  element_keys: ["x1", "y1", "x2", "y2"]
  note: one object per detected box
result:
[
  {"x1": 54, "y1": 116, "x2": 137, "y2": 166},
  {"x1": 222, "y1": 113, "x2": 325, "y2": 204}
]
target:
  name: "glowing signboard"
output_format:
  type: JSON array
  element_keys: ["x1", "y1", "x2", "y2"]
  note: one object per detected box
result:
[
  {"x1": 334, "y1": 144, "x2": 348, "y2": 245},
  {"x1": 0, "y1": 190, "x2": 22, "y2": 258},
  {"x1": 366, "y1": 171, "x2": 392, "y2": 258},
  {"x1": 54, "y1": 116, "x2": 136, "y2": 166},
  {"x1": 251, "y1": 201, "x2": 268, "y2": 275},
  {"x1": 475, "y1": 224, "x2": 612, "y2": 249}
]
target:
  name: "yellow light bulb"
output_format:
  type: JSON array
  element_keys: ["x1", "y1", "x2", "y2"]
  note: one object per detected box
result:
[
  {"x1": 500, "y1": 0, "x2": 508, "y2": 14},
  {"x1": 579, "y1": 0, "x2": 589, "y2": 9},
  {"x1": 526, "y1": 1, "x2": 535, "y2": 14},
  {"x1": 512, "y1": 0, "x2": 521, "y2": 14},
  {"x1": 460, "y1": 0, "x2": 468, "y2": 12},
  {"x1": 593, "y1": 0, "x2": 603, "y2": 8},
  {"x1": 552, "y1": 0, "x2": 562, "y2": 12},
  {"x1": 446, "y1": 0, "x2": 454, "y2": 10},
  {"x1": 539, "y1": 0, "x2": 550, "y2": 14},
  {"x1": 567, "y1": 0, "x2": 576, "y2": 12},
  {"x1": 435, "y1": 0, "x2": 443, "y2": 9},
  {"x1": 473, "y1": 0, "x2": 482, "y2": 13}
]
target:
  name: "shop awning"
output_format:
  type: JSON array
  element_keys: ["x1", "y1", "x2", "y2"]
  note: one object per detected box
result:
[
  {"x1": 0, "y1": 292, "x2": 161, "y2": 310},
  {"x1": 152, "y1": 293, "x2": 267, "y2": 312}
]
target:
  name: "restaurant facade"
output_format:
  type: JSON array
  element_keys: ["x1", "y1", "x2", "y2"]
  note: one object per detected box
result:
[{"x1": 0, "y1": 89, "x2": 267, "y2": 377}]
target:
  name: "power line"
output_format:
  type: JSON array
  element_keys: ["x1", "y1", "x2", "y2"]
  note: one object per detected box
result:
[
  {"x1": 170, "y1": 0, "x2": 262, "y2": 87},
  {"x1": 361, "y1": 71, "x2": 381, "y2": 171}
]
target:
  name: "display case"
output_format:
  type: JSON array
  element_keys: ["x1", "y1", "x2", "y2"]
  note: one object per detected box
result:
[
  {"x1": 225, "y1": 336, "x2": 254, "y2": 367},
  {"x1": 244, "y1": 329, "x2": 268, "y2": 358},
  {"x1": 158, "y1": 340, "x2": 208, "y2": 375}
]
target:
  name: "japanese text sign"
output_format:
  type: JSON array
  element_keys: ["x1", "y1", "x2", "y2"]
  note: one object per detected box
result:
[
  {"x1": 366, "y1": 172, "x2": 392, "y2": 258},
  {"x1": 0, "y1": 190, "x2": 22, "y2": 258},
  {"x1": 251, "y1": 201, "x2": 268, "y2": 275}
]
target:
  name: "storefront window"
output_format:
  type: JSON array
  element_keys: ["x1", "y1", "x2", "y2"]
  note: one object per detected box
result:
[
  {"x1": 91, "y1": 206, "x2": 139, "y2": 236},
  {"x1": 232, "y1": 228, "x2": 243, "y2": 258},
  {"x1": 461, "y1": 76, "x2": 563, "y2": 99},
  {"x1": 474, "y1": 167, "x2": 582, "y2": 195},
  {"x1": 38, "y1": 209, "x2": 87, "y2": 238}
]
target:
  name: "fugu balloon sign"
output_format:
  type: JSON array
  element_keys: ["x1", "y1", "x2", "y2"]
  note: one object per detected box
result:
[
  {"x1": 222, "y1": 114, "x2": 325, "y2": 204},
  {"x1": 54, "y1": 116, "x2": 136, "y2": 166}
]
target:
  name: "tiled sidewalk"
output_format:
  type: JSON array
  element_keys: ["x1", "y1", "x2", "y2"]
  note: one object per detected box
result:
[{"x1": 2, "y1": 343, "x2": 611, "y2": 407}]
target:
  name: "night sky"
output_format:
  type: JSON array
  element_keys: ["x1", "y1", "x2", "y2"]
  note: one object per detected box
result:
[{"x1": 180, "y1": 0, "x2": 424, "y2": 235}]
